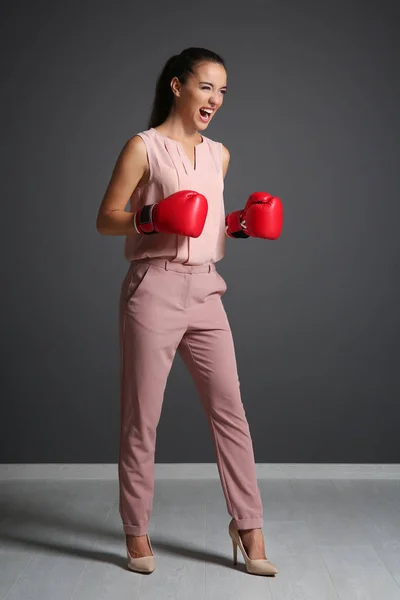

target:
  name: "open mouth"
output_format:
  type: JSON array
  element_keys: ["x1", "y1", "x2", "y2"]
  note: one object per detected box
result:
[{"x1": 199, "y1": 108, "x2": 212, "y2": 122}]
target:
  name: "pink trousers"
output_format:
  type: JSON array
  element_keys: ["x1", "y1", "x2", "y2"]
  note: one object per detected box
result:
[{"x1": 118, "y1": 257, "x2": 263, "y2": 535}]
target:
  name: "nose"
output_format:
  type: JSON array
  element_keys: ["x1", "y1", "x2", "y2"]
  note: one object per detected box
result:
[{"x1": 208, "y1": 93, "x2": 219, "y2": 107}]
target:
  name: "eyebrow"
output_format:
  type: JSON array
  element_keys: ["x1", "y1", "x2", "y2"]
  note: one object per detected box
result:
[{"x1": 199, "y1": 81, "x2": 227, "y2": 89}]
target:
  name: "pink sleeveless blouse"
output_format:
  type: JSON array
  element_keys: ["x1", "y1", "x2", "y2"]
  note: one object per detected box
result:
[{"x1": 123, "y1": 127, "x2": 226, "y2": 266}]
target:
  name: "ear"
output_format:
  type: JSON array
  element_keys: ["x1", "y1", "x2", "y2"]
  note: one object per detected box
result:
[{"x1": 170, "y1": 76, "x2": 181, "y2": 98}]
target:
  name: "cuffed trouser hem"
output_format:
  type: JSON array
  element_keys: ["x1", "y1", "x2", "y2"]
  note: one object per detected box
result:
[
  {"x1": 234, "y1": 516, "x2": 264, "y2": 530},
  {"x1": 123, "y1": 523, "x2": 148, "y2": 536}
]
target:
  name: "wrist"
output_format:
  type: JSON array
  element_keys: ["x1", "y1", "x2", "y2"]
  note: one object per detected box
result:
[
  {"x1": 225, "y1": 210, "x2": 249, "y2": 238},
  {"x1": 133, "y1": 204, "x2": 158, "y2": 235}
]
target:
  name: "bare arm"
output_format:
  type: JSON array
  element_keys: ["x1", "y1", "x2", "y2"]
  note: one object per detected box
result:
[
  {"x1": 222, "y1": 143, "x2": 230, "y2": 179},
  {"x1": 222, "y1": 144, "x2": 237, "y2": 237},
  {"x1": 96, "y1": 135, "x2": 149, "y2": 236}
]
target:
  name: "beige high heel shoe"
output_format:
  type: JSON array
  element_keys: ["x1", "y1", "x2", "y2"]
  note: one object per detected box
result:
[
  {"x1": 126, "y1": 533, "x2": 156, "y2": 574},
  {"x1": 228, "y1": 519, "x2": 278, "y2": 576}
]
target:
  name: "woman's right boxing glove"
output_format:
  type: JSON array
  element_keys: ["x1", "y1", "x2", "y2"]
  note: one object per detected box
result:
[{"x1": 133, "y1": 190, "x2": 208, "y2": 238}]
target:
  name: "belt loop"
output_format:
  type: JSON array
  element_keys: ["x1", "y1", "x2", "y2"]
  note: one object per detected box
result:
[
  {"x1": 164, "y1": 260, "x2": 169, "y2": 271},
  {"x1": 208, "y1": 264, "x2": 211, "y2": 273}
]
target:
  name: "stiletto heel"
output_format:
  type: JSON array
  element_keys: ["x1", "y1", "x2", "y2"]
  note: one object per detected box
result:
[
  {"x1": 232, "y1": 538, "x2": 238, "y2": 565},
  {"x1": 228, "y1": 518, "x2": 278, "y2": 576}
]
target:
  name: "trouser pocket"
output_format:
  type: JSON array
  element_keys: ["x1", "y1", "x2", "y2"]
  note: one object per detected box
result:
[
  {"x1": 124, "y1": 263, "x2": 153, "y2": 302},
  {"x1": 215, "y1": 270, "x2": 227, "y2": 296}
]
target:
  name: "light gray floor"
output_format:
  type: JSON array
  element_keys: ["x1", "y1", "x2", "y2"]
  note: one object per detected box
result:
[{"x1": 1, "y1": 477, "x2": 400, "y2": 599}]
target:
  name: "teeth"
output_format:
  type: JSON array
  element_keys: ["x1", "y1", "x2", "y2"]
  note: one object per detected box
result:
[{"x1": 199, "y1": 108, "x2": 213, "y2": 121}]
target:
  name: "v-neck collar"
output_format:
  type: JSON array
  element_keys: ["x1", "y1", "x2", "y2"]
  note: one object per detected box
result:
[{"x1": 151, "y1": 127, "x2": 204, "y2": 171}]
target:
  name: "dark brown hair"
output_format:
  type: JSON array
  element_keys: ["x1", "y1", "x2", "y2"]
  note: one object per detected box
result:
[{"x1": 147, "y1": 47, "x2": 226, "y2": 129}]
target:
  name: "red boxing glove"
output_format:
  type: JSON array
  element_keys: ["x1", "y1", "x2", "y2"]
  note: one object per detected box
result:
[
  {"x1": 225, "y1": 192, "x2": 283, "y2": 239},
  {"x1": 133, "y1": 190, "x2": 208, "y2": 238}
]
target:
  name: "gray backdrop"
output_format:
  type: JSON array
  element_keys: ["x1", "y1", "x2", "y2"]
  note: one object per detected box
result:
[{"x1": 1, "y1": 0, "x2": 399, "y2": 463}]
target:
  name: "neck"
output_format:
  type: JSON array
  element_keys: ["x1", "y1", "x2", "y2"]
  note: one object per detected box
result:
[{"x1": 156, "y1": 115, "x2": 202, "y2": 144}]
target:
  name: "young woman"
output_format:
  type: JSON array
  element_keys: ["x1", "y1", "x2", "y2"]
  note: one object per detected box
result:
[{"x1": 96, "y1": 47, "x2": 282, "y2": 576}]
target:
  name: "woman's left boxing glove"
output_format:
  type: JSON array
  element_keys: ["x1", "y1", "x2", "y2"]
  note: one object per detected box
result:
[{"x1": 225, "y1": 192, "x2": 283, "y2": 239}]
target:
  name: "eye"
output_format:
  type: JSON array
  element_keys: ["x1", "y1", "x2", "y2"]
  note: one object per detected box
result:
[{"x1": 201, "y1": 86, "x2": 227, "y2": 95}]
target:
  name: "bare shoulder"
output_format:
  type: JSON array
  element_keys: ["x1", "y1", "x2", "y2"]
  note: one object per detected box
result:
[
  {"x1": 119, "y1": 134, "x2": 149, "y2": 179},
  {"x1": 221, "y1": 143, "x2": 231, "y2": 179},
  {"x1": 96, "y1": 134, "x2": 149, "y2": 217},
  {"x1": 124, "y1": 134, "x2": 147, "y2": 159}
]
